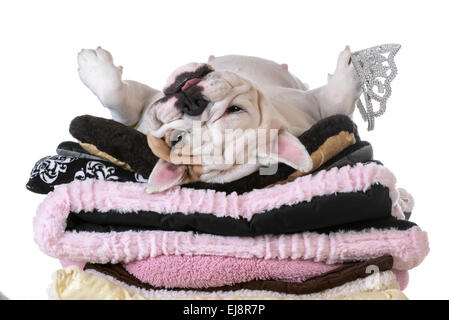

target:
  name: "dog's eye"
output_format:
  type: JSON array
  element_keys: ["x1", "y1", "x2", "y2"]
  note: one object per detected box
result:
[
  {"x1": 226, "y1": 105, "x2": 243, "y2": 113},
  {"x1": 170, "y1": 130, "x2": 185, "y2": 146}
]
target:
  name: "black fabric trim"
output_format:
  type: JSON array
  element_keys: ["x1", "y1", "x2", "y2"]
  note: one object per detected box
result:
[
  {"x1": 66, "y1": 212, "x2": 416, "y2": 236},
  {"x1": 65, "y1": 184, "x2": 397, "y2": 236}
]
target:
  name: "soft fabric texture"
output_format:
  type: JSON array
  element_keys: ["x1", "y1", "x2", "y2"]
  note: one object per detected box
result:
[
  {"x1": 65, "y1": 184, "x2": 393, "y2": 236},
  {"x1": 34, "y1": 196, "x2": 429, "y2": 269},
  {"x1": 36, "y1": 163, "x2": 407, "y2": 221},
  {"x1": 88, "y1": 256, "x2": 393, "y2": 294},
  {"x1": 129, "y1": 258, "x2": 335, "y2": 288},
  {"x1": 26, "y1": 155, "x2": 147, "y2": 194},
  {"x1": 49, "y1": 267, "x2": 406, "y2": 300},
  {"x1": 122, "y1": 254, "x2": 377, "y2": 289}
]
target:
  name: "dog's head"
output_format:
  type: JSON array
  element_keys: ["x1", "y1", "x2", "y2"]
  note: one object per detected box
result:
[{"x1": 144, "y1": 62, "x2": 312, "y2": 193}]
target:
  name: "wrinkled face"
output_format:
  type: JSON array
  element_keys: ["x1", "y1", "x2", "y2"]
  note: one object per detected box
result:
[
  {"x1": 144, "y1": 62, "x2": 312, "y2": 192},
  {"x1": 147, "y1": 63, "x2": 272, "y2": 171}
]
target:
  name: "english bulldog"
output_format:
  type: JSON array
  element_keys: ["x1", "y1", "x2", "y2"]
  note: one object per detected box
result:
[{"x1": 77, "y1": 47, "x2": 361, "y2": 193}]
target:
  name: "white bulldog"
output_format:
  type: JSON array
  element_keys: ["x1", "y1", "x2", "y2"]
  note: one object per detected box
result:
[{"x1": 78, "y1": 47, "x2": 361, "y2": 193}]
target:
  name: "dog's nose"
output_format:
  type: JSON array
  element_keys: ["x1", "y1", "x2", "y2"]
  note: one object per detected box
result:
[{"x1": 175, "y1": 88, "x2": 210, "y2": 116}]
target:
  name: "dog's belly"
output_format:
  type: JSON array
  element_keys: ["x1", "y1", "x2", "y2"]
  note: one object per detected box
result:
[
  {"x1": 209, "y1": 55, "x2": 308, "y2": 90},
  {"x1": 210, "y1": 55, "x2": 317, "y2": 136}
]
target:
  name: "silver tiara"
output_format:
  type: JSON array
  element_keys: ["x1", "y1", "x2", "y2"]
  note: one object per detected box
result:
[{"x1": 351, "y1": 44, "x2": 401, "y2": 130}]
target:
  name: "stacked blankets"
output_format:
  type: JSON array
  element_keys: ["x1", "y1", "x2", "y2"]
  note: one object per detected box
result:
[{"x1": 27, "y1": 114, "x2": 429, "y2": 300}]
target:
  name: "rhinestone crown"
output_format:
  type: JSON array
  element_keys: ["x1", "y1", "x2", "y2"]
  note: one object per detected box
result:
[{"x1": 351, "y1": 44, "x2": 401, "y2": 130}]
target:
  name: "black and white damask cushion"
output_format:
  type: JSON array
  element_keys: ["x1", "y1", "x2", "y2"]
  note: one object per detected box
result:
[{"x1": 26, "y1": 155, "x2": 147, "y2": 194}]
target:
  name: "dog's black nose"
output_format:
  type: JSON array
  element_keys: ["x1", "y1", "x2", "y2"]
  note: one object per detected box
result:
[{"x1": 174, "y1": 86, "x2": 209, "y2": 116}]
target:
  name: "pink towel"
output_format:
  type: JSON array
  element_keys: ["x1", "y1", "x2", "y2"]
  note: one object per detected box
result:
[
  {"x1": 60, "y1": 257, "x2": 408, "y2": 291},
  {"x1": 123, "y1": 255, "x2": 340, "y2": 288}
]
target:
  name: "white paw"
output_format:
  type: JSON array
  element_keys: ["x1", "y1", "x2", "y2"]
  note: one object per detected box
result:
[
  {"x1": 328, "y1": 46, "x2": 362, "y2": 99},
  {"x1": 77, "y1": 47, "x2": 123, "y2": 99}
]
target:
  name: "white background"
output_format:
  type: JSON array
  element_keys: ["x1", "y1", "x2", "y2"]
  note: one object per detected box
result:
[{"x1": 0, "y1": 0, "x2": 447, "y2": 300}]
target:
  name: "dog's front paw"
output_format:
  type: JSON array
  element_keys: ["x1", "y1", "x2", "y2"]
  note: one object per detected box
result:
[{"x1": 77, "y1": 47, "x2": 123, "y2": 99}]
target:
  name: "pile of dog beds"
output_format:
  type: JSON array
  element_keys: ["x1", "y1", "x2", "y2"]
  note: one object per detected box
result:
[{"x1": 26, "y1": 114, "x2": 429, "y2": 300}]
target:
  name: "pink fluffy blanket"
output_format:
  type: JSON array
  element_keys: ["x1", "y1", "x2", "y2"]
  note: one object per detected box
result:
[
  {"x1": 37, "y1": 163, "x2": 408, "y2": 220},
  {"x1": 36, "y1": 215, "x2": 428, "y2": 270}
]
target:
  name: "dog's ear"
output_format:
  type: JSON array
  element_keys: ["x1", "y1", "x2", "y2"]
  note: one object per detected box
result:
[
  {"x1": 145, "y1": 159, "x2": 186, "y2": 194},
  {"x1": 267, "y1": 130, "x2": 313, "y2": 172},
  {"x1": 254, "y1": 89, "x2": 313, "y2": 172}
]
